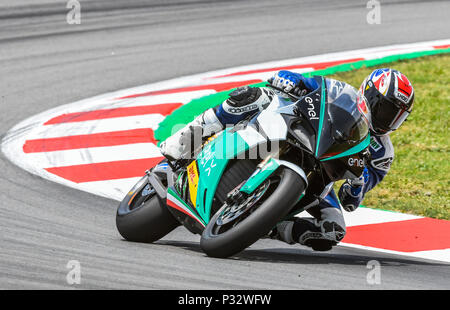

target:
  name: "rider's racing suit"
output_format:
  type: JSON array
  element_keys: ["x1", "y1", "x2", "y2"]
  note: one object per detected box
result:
[{"x1": 160, "y1": 73, "x2": 395, "y2": 251}]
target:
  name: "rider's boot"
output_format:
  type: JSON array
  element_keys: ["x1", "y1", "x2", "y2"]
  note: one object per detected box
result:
[
  {"x1": 270, "y1": 218, "x2": 346, "y2": 251},
  {"x1": 160, "y1": 108, "x2": 223, "y2": 161}
]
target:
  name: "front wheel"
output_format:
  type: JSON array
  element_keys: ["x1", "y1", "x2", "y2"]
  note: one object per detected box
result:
[
  {"x1": 200, "y1": 167, "x2": 306, "y2": 258},
  {"x1": 116, "y1": 176, "x2": 179, "y2": 243}
]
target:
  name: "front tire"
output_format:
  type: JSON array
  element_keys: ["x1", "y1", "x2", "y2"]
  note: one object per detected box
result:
[
  {"x1": 116, "y1": 177, "x2": 179, "y2": 243},
  {"x1": 200, "y1": 167, "x2": 306, "y2": 258}
]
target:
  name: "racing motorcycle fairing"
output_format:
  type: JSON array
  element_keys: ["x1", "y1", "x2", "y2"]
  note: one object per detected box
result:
[{"x1": 163, "y1": 77, "x2": 370, "y2": 234}]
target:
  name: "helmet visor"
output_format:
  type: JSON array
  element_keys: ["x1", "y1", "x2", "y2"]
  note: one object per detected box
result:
[{"x1": 371, "y1": 97, "x2": 410, "y2": 134}]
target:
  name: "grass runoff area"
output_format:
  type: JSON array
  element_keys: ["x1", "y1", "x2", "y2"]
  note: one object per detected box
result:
[{"x1": 155, "y1": 54, "x2": 449, "y2": 219}]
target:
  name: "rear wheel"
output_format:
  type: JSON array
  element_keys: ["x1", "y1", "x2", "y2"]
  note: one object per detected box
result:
[
  {"x1": 116, "y1": 177, "x2": 179, "y2": 243},
  {"x1": 200, "y1": 167, "x2": 306, "y2": 258}
]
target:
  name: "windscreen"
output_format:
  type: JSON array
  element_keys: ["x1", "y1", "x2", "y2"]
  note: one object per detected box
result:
[{"x1": 318, "y1": 80, "x2": 369, "y2": 158}]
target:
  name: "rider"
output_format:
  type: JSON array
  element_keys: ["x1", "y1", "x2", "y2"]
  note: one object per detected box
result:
[{"x1": 160, "y1": 68, "x2": 415, "y2": 251}]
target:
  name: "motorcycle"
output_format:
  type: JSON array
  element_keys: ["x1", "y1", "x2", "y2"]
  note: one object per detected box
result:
[{"x1": 116, "y1": 77, "x2": 371, "y2": 258}]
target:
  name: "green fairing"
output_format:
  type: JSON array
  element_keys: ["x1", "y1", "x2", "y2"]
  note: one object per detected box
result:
[
  {"x1": 194, "y1": 129, "x2": 249, "y2": 224},
  {"x1": 240, "y1": 158, "x2": 279, "y2": 194}
]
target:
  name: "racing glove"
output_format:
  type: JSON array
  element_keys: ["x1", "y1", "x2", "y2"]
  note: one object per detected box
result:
[
  {"x1": 338, "y1": 167, "x2": 369, "y2": 212},
  {"x1": 268, "y1": 70, "x2": 319, "y2": 96}
]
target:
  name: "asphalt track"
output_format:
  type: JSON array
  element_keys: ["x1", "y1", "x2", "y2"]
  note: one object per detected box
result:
[{"x1": 1, "y1": 0, "x2": 450, "y2": 289}]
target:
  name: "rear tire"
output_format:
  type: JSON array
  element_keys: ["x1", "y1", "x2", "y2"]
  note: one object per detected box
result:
[
  {"x1": 200, "y1": 167, "x2": 306, "y2": 258},
  {"x1": 116, "y1": 177, "x2": 179, "y2": 243}
]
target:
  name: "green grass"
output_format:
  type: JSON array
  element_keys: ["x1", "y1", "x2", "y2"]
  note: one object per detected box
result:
[{"x1": 331, "y1": 54, "x2": 449, "y2": 219}]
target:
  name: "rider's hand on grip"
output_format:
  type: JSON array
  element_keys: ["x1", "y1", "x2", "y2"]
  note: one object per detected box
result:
[
  {"x1": 338, "y1": 168, "x2": 369, "y2": 212},
  {"x1": 269, "y1": 70, "x2": 311, "y2": 97}
]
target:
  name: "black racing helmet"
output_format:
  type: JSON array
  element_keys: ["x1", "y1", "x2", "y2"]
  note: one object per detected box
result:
[{"x1": 357, "y1": 68, "x2": 414, "y2": 135}]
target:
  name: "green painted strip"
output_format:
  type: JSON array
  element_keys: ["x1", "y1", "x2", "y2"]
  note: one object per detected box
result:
[
  {"x1": 315, "y1": 78, "x2": 326, "y2": 156},
  {"x1": 320, "y1": 134, "x2": 371, "y2": 162},
  {"x1": 154, "y1": 48, "x2": 450, "y2": 143}
]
